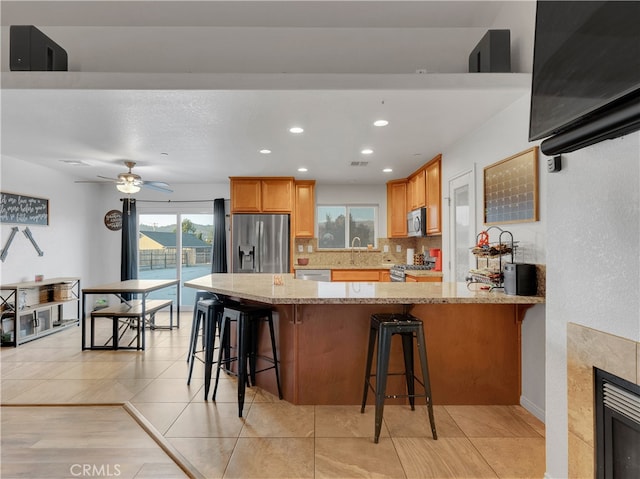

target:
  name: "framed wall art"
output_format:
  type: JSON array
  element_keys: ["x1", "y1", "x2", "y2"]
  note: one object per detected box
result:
[
  {"x1": 0, "y1": 192, "x2": 49, "y2": 226},
  {"x1": 484, "y1": 146, "x2": 539, "y2": 225}
]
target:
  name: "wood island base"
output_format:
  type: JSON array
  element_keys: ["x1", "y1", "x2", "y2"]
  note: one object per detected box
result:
[{"x1": 250, "y1": 302, "x2": 530, "y2": 406}]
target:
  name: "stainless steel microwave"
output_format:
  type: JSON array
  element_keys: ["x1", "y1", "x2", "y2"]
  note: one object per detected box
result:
[{"x1": 407, "y1": 208, "x2": 427, "y2": 237}]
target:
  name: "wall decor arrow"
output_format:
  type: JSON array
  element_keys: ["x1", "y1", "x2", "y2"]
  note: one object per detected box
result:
[
  {"x1": 23, "y1": 227, "x2": 44, "y2": 257},
  {"x1": 0, "y1": 226, "x2": 19, "y2": 262}
]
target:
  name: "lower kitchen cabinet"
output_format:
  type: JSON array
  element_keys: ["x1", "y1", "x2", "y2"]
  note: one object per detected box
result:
[{"x1": 331, "y1": 269, "x2": 390, "y2": 282}]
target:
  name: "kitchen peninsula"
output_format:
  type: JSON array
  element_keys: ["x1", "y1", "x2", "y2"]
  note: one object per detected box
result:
[{"x1": 185, "y1": 273, "x2": 544, "y2": 406}]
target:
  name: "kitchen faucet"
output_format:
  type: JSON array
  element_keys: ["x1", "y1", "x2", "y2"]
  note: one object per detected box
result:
[{"x1": 351, "y1": 236, "x2": 361, "y2": 264}]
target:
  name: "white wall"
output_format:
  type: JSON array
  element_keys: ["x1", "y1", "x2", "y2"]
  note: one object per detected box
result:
[
  {"x1": 491, "y1": 0, "x2": 536, "y2": 74},
  {"x1": 0, "y1": 157, "x2": 100, "y2": 285},
  {"x1": 0, "y1": 157, "x2": 230, "y2": 288},
  {"x1": 545, "y1": 132, "x2": 640, "y2": 478},
  {"x1": 440, "y1": 94, "x2": 546, "y2": 422}
]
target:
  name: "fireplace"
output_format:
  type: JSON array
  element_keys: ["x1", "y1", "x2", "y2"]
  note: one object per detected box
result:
[{"x1": 594, "y1": 368, "x2": 640, "y2": 479}]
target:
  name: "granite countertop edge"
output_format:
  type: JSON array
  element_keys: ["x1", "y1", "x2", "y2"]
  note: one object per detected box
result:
[{"x1": 185, "y1": 274, "x2": 544, "y2": 306}]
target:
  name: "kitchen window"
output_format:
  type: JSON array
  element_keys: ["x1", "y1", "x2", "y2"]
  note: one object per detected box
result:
[{"x1": 317, "y1": 205, "x2": 378, "y2": 249}]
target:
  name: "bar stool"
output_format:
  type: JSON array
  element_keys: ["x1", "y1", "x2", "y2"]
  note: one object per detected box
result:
[
  {"x1": 360, "y1": 312, "x2": 437, "y2": 443},
  {"x1": 212, "y1": 303, "x2": 283, "y2": 417},
  {"x1": 187, "y1": 296, "x2": 224, "y2": 392},
  {"x1": 186, "y1": 291, "x2": 217, "y2": 366}
]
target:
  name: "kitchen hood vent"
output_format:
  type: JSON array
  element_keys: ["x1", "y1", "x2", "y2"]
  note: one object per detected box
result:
[{"x1": 350, "y1": 161, "x2": 369, "y2": 167}]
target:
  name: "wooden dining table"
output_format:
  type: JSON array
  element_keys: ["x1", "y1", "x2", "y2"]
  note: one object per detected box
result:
[{"x1": 81, "y1": 279, "x2": 179, "y2": 350}]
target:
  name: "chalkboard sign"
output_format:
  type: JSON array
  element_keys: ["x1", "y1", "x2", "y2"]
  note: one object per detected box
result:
[
  {"x1": 0, "y1": 192, "x2": 49, "y2": 225},
  {"x1": 104, "y1": 210, "x2": 122, "y2": 231}
]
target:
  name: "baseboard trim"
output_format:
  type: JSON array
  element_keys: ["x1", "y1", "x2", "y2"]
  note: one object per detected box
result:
[{"x1": 520, "y1": 395, "x2": 545, "y2": 423}]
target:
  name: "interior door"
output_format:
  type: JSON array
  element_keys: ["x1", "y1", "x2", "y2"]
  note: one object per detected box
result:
[{"x1": 448, "y1": 169, "x2": 476, "y2": 282}]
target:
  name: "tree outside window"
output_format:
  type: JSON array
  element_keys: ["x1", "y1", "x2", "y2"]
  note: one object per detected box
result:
[{"x1": 317, "y1": 205, "x2": 377, "y2": 249}]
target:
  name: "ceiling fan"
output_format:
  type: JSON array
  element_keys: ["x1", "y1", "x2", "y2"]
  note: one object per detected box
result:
[{"x1": 79, "y1": 161, "x2": 173, "y2": 194}]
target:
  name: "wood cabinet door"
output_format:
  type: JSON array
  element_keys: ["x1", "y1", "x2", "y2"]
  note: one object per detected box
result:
[
  {"x1": 331, "y1": 270, "x2": 383, "y2": 282},
  {"x1": 294, "y1": 181, "x2": 315, "y2": 237},
  {"x1": 387, "y1": 180, "x2": 407, "y2": 237},
  {"x1": 231, "y1": 178, "x2": 262, "y2": 212},
  {"x1": 261, "y1": 178, "x2": 293, "y2": 212},
  {"x1": 426, "y1": 156, "x2": 441, "y2": 235},
  {"x1": 408, "y1": 169, "x2": 426, "y2": 210}
]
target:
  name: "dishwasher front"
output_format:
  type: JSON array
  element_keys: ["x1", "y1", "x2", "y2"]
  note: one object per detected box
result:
[{"x1": 294, "y1": 269, "x2": 331, "y2": 282}]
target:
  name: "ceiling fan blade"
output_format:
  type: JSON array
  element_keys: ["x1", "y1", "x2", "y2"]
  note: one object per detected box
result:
[
  {"x1": 97, "y1": 175, "x2": 119, "y2": 182},
  {"x1": 74, "y1": 180, "x2": 112, "y2": 184},
  {"x1": 142, "y1": 181, "x2": 173, "y2": 193}
]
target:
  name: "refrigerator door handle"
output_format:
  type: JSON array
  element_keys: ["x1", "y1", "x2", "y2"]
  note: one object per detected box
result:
[{"x1": 256, "y1": 221, "x2": 263, "y2": 272}]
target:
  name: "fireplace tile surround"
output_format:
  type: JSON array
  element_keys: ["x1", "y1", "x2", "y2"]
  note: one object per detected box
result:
[{"x1": 567, "y1": 323, "x2": 640, "y2": 478}]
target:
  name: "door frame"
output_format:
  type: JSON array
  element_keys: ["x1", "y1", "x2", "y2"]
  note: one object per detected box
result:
[{"x1": 447, "y1": 166, "x2": 477, "y2": 282}]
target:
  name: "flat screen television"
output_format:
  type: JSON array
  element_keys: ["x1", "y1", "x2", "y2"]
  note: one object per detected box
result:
[{"x1": 529, "y1": 1, "x2": 640, "y2": 155}]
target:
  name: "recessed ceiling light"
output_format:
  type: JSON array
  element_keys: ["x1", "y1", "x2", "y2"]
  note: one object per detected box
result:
[
  {"x1": 383, "y1": 168, "x2": 393, "y2": 173},
  {"x1": 361, "y1": 148, "x2": 374, "y2": 155},
  {"x1": 259, "y1": 149, "x2": 272, "y2": 154},
  {"x1": 60, "y1": 160, "x2": 87, "y2": 166},
  {"x1": 289, "y1": 127, "x2": 304, "y2": 134},
  {"x1": 298, "y1": 167, "x2": 308, "y2": 172},
  {"x1": 374, "y1": 120, "x2": 389, "y2": 127}
]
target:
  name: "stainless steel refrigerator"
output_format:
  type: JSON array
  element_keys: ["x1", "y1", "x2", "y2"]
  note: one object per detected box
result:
[{"x1": 232, "y1": 214, "x2": 290, "y2": 273}]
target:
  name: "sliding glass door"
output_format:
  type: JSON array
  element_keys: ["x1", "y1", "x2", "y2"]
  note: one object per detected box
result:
[{"x1": 138, "y1": 212, "x2": 213, "y2": 309}]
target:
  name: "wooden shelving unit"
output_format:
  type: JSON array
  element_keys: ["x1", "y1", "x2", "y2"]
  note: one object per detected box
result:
[{"x1": 0, "y1": 277, "x2": 80, "y2": 347}]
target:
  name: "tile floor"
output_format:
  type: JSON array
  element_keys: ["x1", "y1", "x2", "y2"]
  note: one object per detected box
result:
[{"x1": 1, "y1": 312, "x2": 545, "y2": 478}]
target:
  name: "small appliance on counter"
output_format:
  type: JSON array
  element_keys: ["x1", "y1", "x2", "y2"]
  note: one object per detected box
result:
[
  {"x1": 503, "y1": 263, "x2": 537, "y2": 296},
  {"x1": 429, "y1": 248, "x2": 442, "y2": 272}
]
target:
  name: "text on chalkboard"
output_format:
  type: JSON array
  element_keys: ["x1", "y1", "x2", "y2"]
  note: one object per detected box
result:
[{"x1": 0, "y1": 192, "x2": 49, "y2": 225}]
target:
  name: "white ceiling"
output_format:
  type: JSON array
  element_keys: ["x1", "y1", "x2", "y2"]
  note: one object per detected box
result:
[{"x1": 1, "y1": 1, "x2": 535, "y2": 186}]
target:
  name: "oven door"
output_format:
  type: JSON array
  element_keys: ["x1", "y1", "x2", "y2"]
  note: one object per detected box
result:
[
  {"x1": 390, "y1": 267, "x2": 405, "y2": 282},
  {"x1": 407, "y1": 208, "x2": 427, "y2": 237}
]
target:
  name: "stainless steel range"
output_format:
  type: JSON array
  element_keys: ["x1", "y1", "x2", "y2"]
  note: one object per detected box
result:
[{"x1": 389, "y1": 263, "x2": 435, "y2": 282}]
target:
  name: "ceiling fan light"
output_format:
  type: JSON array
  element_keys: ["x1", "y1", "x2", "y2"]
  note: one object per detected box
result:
[{"x1": 116, "y1": 182, "x2": 141, "y2": 194}]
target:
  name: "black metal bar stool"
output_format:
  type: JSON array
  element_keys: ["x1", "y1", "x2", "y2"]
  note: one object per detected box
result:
[
  {"x1": 186, "y1": 292, "x2": 217, "y2": 367},
  {"x1": 212, "y1": 303, "x2": 283, "y2": 417},
  {"x1": 361, "y1": 312, "x2": 437, "y2": 443},
  {"x1": 187, "y1": 294, "x2": 224, "y2": 395}
]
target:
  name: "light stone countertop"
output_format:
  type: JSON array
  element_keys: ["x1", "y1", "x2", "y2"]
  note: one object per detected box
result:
[
  {"x1": 185, "y1": 273, "x2": 544, "y2": 305},
  {"x1": 293, "y1": 263, "x2": 394, "y2": 270},
  {"x1": 292, "y1": 264, "x2": 443, "y2": 277},
  {"x1": 403, "y1": 270, "x2": 444, "y2": 278}
]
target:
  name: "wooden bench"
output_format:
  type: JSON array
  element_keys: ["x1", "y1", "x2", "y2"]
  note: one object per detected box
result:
[{"x1": 89, "y1": 299, "x2": 173, "y2": 350}]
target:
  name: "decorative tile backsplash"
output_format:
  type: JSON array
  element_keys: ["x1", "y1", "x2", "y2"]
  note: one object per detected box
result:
[{"x1": 293, "y1": 236, "x2": 443, "y2": 267}]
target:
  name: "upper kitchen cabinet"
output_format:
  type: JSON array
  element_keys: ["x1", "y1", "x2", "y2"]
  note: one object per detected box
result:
[
  {"x1": 230, "y1": 177, "x2": 294, "y2": 213},
  {"x1": 294, "y1": 180, "x2": 316, "y2": 237},
  {"x1": 261, "y1": 178, "x2": 294, "y2": 212},
  {"x1": 407, "y1": 168, "x2": 426, "y2": 210},
  {"x1": 386, "y1": 153, "x2": 442, "y2": 237},
  {"x1": 425, "y1": 155, "x2": 442, "y2": 235},
  {"x1": 387, "y1": 179, "x2": 408, "y2": 238}
]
